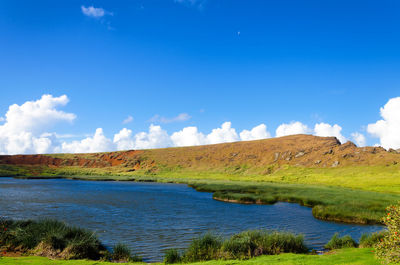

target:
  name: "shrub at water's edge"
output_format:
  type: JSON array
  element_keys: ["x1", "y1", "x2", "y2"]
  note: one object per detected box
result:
[
  {"x1": 0, "y1": 218, "x2": 143, "y2": 262},
  {"x1": 376, "y1": 202, "x2": 400, "y2": 264},
  {"x1": 359, "y1": 231, "x2": 387, "y2": 248},
  {"x1": 182, "y1": 232, "x2": 223, "y2": 262},
  {"x1": 164, "y1": 248, "x2": 182, "y2": 264},
  {"x1": 111, "y1": 243, "x2": 142, "y2": 262},
  {"x1": 324, "y1": 233, "x2": 358, "y2": 250},
  {"x1": 164, "y1": 230, "x2": 308, "y2": 263}
]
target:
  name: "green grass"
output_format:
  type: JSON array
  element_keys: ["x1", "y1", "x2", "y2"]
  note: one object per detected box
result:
[
  {"x1": 0, "y1": 248, "x2": 381, "y2": 265},
  {"x1": 190, "y1": 181, "x2": 400, "y2": 224},
  {"x1": 0, "y1": 219, "x2": 106, "y2": 260}
]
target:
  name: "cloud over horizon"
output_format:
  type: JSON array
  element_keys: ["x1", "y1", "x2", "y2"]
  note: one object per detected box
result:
[
  {"x1": 1, "y1": 94, "x2": 399, "y2": 154},
  {"x1": 367, "y1": 97, "x2": 400, "y2": 149}
]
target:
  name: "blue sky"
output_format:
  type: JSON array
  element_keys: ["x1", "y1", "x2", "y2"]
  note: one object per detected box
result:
[{"x1": 0, "y1": 0, "x2": 400, "y2": 154}]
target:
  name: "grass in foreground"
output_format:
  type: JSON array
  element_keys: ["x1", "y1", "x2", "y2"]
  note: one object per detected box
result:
[{"x1": 0, "y1": 248, "x2": 380, "y2": 265}]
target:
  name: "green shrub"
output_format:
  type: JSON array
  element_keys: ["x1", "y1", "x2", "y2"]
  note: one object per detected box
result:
[
  {"x1": 376, "y1": 203, "x2": 400, "y2": 264},
  {"x1": 222, "y1": 230, "x2": 307, "y2": 259},
  {"x1": 111, "y1": 243, "x2": 142, "y2": 262},
  {"x1": 183, "y1": 232, "x2": 222, "y2": 262},
  {"x1": 359, "y1": 231, "x2": 387, "y2": 248},
  {"x1": 0, "y1": 218, "x2": 106, "y2": 260},
  {"x1": 324, "y1": 233, "x2": 358, "y2": 250},
  {"x1": 112, "y1": 243, "x2": 131, "y2": 262},
  {"x1": 164, "y1": 248, "x2": 182, "y2": 264}
]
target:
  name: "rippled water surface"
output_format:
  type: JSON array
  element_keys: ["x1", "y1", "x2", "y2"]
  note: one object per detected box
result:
[{"x1": 0, "y1": 177, "x2": 382, "y2": 261}]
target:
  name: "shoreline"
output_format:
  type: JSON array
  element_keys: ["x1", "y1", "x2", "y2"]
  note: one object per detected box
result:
[{"x1": 1, "y1": 175, "x2": 388, "y2": 225}]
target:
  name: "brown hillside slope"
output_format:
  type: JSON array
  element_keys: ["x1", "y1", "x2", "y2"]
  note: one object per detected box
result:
[{"x1": 0, "y1": 134, "x2": 399, "y2": 172}]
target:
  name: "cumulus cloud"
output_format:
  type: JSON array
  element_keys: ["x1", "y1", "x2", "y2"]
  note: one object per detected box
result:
[
  {"x1": 113, "y1": 128, "x2": 134, "y2": 150},
  {"x1": 149, "y1": 113, "x2": 191, "y2": 124},
  {"x1": 171, "y1": 127, "x2": 206, "y2": 147},
  {"x1": 240, "y1": 124, "x2": 271, "y2": 141},
  {"x1": 314, "y1": 122, "x2": 347, "y2": 144},
  {"x1": 133, "y1": 124, "x2": 171, "y2": 149},
  {"x1": 206, "y1": 122, "x2": 239, "y2": 144},
  {"x1": 81, "y1": 6, "x2": 109, "y2": 18},
  {"x1": 122, "y1": 115, "x2": 134, "y2": 124},
  {"x1": 0, "y1": 95, "x2": 75, "y2": 154},
  {"x1": 275, "y1": 122, "x2": 312, "y2": 137},
  {"x1": 59, "y1": 128, "x2": 114, "y2": 153},
  {"x1": 351, "y1": 132, "x2": 366, "y2": 147},
  {"x1": 367, "y1": 97, "x2": 400, "y2": 149}
]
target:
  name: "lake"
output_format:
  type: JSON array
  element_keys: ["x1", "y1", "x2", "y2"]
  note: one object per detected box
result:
[{"x1": 0, "y1": 177, "x2": 382, "y2": 262}]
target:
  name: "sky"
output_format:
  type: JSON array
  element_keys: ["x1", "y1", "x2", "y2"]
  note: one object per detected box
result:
[{"x1": 0, "y1": 0, "x2": 400, "y2": 154}]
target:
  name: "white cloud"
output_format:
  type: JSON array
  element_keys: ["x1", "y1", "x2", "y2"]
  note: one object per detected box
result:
[
  {"x1": 59, "y1": 128, "x2": 114, "y2": 153},
  {"x1": 351, "y1": 132, "x2": 366, "y2": 147},
  {"x1": 113, "y1": 128, "x2": 134, "y2": 150},
  {"x1": 81, "y1": 6, "x2": 107, "y2": 18},
  {"x1": 133, "y1": 124, "x2": 172, "y2": 149},
  {"x1": 367, "y1": 97, "x2": 400, "y2": 149},
  {"x1": 171, "y1": 126, "x2": 206, "y2": 147},
  {"x1": 149, "y1": 113, "x2": 191, "y2": 124},
  {"x1": 314, "y1": 122, "x2": 347, "y2": 144},
  {"x1": 122, "y1": 115, "x2": 134, "y2": 124},
  {"x1": 0, "y1": 94, "x2": 75, "y2": 155},
  {"x1": 240, "y1": 124, "x2": 271, "y2": 141},
  {"x1": 275, "y1": 121, "x2": 312, "y2": 137},
  {"x1": 206, "y1": 122, "x2": 239, "y2": 144}
]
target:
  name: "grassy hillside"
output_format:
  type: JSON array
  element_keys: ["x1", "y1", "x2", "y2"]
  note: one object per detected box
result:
[
  {"x1": 1, "y1": 134, "x2": 400, "y2": 224},
  {"x1": 0, "y1": 248, "x2": 381, "y2": 265}
]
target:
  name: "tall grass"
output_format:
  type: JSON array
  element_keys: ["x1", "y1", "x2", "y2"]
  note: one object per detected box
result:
[
  {"x1": 111, "y1": 243, "x2": 142, "y2": 262},
  {"x1": 164, "y1": 230, "x2": 308, "y2": 263},
  {"x1": 222, "y1": 230, "x2": 307, "y2": 259},
  {"x1": 359, "y1": 231, "x2": 387, "y2": 248},
  {"x1": 191, "y1": 182, "x2": 399, "y2": 224},
  {"x1": 164, "y1": 248, "x2": 182, "y2": 264},
  {"x1": 0, "y1": 218, "x2": 105, "y2": 260},
  {"x1": 183, "y1": 232, "x2": 223, "y2": 262},
  {"x1": 324, "y1": 233, "x2": 358, "y2": 250}
]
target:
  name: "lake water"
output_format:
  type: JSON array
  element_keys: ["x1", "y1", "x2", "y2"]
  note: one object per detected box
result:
[{"x1": 0, "y1": 177, "x2": 382, "y2": 261}]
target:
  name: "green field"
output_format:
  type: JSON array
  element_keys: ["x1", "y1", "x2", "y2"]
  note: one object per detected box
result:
[{"x1": 0, "y1": 248, "x2": 381, "y2": 265}]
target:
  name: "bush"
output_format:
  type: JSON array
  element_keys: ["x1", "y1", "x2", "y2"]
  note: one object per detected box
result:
[
  {"x1": 164, "y1": 248, "x2": 182, "y2": 264},
  {"x1": 376, "y1": 203, "x2": 400, "y2": 264},
  {"x1": 324, "y1": 233, "x2": 358, "y2": 250},
  {"x1": 359, "y1": 231, "x2": 387, "y2": 248},
  {"x1": 222, "y1": 230, "x2": 307, "y2": 259},
  {"x1": 0, "y1": 218, "x2": 106, "y2": 260},
  {"x1": 182, "y1": 233, "x2": 223, "y2": 262},
  {"x1": 112, "y1": 243, "x2": 130, "y2": 262}
]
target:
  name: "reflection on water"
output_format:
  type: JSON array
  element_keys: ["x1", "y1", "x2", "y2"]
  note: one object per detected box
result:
[{"x1": 0, "y1": 178, "x2": 382, "y2": 261}]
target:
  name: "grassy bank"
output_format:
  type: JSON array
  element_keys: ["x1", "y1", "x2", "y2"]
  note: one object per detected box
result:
[
  {"x1": 190, "y1": 181, "x2": 400, "y2": 224},
  {"x1": 0, "y1": 248, "x2": 381, "y2": 265},
  {"x1": 3, "y1": 163, "x2": 400, "y2": 194},
  {"x1": 4, "y1": 171, "x2": 399, "y2": 224}
]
